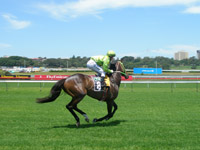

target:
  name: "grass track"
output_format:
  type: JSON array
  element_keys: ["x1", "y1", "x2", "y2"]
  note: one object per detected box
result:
[{"x1": 0, "y1": 83, "x2": 200, "y2": 150}]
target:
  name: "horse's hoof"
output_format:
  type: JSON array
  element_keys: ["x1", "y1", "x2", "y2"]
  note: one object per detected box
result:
[
  {"x1": 85, "y1": 118, "x2": 89, "y2": 123},
  {"x1": 93, "y1": 118, "x2": 98, "y2": 123},
  {"x1": 76, "y1": 122, "x2": 80, "y2": 127},
  {"x1": 105, "y1": 117, "x2": 110, "y2": 121}
]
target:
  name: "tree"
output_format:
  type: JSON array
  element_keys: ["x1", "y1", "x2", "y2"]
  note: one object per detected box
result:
[{"x1": 1, "y1": 55, "x2": 200, "y2": 70}]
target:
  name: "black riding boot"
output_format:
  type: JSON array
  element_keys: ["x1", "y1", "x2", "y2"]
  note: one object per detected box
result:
[{"x1": 101, "y1": 77, "x2": 106, "y2": 88}]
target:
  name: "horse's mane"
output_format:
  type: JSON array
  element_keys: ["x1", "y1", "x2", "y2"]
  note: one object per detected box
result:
[{"x1": 109, "y1": 60, "x2": 117, "y2": 71}]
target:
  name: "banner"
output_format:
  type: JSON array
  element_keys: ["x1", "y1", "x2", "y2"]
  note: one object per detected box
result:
[
  {"x1": 121, "y1": 75, "x2": 133, "y2": 81},
  {"x1": 0, "y1": 74, "x2": 133, "y2": 81},
  {"x1": 34, "y1": 75, "x2": 69, "y2": 80},
  {"x1": 0, "y1": 75, "x2": 31, "y2": 80},
  {"x1": 134, "y1": 68, "x2": 162, "y2": 74},
  {"x1": 34, "y1": 75, "x2": 132, "y2": 81}
]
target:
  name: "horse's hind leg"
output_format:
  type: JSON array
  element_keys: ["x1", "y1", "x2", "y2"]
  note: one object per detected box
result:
[
  {"x1": 74, "y1": 105, "x2": 89, "y2": 122},
  {"x1": 66, "y1": 103, "x2": 80, "y2": 127},
  {"x1": 66, "y1": 95, "x2": 86, "y2": 127}
]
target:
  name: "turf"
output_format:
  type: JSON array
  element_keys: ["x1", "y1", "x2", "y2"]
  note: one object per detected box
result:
[{"x1": 0, "y1": 83, "x2": 200, "y2": 150}]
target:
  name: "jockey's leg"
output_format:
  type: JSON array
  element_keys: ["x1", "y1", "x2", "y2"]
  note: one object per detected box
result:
[
  {"x1": 100, "y1": 76, "x2": 106, "y2": 87},
  {"x1": 87, "y1": 59, "x2": 102, "y2": 76},
  {"x1": 87, "y1": 59, "x2": 106, "y2": 87}
]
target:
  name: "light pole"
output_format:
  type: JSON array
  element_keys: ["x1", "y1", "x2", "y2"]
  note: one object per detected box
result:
[{"x1": 155, "y1": 60, "x2": 157, "y2": 76}]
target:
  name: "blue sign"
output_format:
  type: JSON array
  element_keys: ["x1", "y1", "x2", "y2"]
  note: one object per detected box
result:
[{"x1": 134, "y1": 68, "x2": 162, "y2": 74}]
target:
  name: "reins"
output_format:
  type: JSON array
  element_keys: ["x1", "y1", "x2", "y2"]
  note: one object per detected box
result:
[
  {"x1": 114, "y1": 61, "x2": 126, "y2": 76},
  {"x1": 114, "y1": 71, "x2": 127, "y2": 76}
]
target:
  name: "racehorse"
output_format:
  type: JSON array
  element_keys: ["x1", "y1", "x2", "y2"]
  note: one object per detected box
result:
[{"x1": 36, "y1": 61, "x2": 129, "y2": 127}]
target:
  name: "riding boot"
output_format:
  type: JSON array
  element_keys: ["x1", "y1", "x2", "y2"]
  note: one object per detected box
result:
[{"x1": 101, "y1": 77, "x2": 106, "y2": 88}]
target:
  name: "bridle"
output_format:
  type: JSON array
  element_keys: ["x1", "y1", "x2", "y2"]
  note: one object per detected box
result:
[{"x1": 116, "y1": 61, "x2": 127, "y2": 76}]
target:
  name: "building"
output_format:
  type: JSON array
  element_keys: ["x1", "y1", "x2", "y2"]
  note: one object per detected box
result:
[
  {"x1": 197, "y1": 50, "x2": 200, "y2": 59},
  {"x1": 174, "y1": 51, "x2": 188, "y2": 60}
]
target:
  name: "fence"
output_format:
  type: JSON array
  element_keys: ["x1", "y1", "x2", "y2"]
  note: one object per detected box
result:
[{"x1": 1, "y1": 80, "x2": 200, "y2": 92}]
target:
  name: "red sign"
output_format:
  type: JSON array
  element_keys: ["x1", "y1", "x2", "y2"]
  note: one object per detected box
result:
[
  {"x1": 34, "y1": 75, "x2": 69, "y2": 80},
  {"x1": 121, "y1": 75, "x2": 133, "y2": 81},
  {"x1": 34, "y1": 75, "x2": 132, "y2": 81}
]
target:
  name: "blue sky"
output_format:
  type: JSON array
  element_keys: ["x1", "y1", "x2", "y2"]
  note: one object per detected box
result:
[{"x1": 0, "y1": 0, "x2": 200, "y2": 59}]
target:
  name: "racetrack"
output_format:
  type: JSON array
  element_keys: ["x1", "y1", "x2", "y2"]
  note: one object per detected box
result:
[{"x1": 0, "y1": 83, "x2": 200, "y2": 150}]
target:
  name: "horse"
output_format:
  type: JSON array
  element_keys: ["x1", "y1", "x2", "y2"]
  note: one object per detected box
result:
[{"x1": 36, "y1": 61, "x2": 129, "y2": 127}]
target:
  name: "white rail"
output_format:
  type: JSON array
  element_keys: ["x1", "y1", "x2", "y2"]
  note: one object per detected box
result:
[
  {"x1": 122, "y1": 81, "x2": 200, "y2": 84},
  {"x1": 0, "y1": 80, "x2": 57, "y2": 83},
  {"x1": 1, "y1": 80, "x2": 200, "y2": 84},
  {"x1": 1, "y1": 80, "x2": 200, "y2": 92}
]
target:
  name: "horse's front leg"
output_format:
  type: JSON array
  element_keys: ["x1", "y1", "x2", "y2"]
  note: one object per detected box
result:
[
  {"x1": 111, "y1": 101, "x2": 118, "y2": 117},
  {"x1": 93, "y1": 100, "x2": 113, "y2": 123}
]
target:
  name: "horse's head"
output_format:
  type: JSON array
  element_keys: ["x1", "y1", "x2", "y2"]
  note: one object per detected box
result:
[{"x1": 112, "y1": 61, "x2": 129, "y2": 79}]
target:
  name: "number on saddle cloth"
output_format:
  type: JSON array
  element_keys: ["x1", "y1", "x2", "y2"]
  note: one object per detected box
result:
[
  {"x1": 93, "y1": 77, "x2": 102, "y2": 91},
  {"x1": 93, "y1": 76, "x2": 110, "y2": 91}
]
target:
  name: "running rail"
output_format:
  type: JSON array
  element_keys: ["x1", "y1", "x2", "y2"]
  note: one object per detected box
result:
[{"x1": 1, "y1": 80, "x2": 200, "y2": 84}]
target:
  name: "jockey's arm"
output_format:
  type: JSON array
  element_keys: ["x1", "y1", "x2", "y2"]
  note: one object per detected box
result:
[{"x1": 102, "y1": 60, "x2": 113, "y2": 73}]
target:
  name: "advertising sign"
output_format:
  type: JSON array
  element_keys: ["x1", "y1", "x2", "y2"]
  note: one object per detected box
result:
[
  {"x1": 34, "y1": 75, "x2": 133, "y2": 81},
  {"x1": 121, "y1": 75, "x2": 133, "y2": 81},
  {"x1": 0, "y1": 75, "x2": 31, "y2": 80},
  {"x1": 34, "y1": 75, "x2": 69, "y2": 80},
  {"x1": 134, "y1": 68, "x2": 162, "y2": 74}
]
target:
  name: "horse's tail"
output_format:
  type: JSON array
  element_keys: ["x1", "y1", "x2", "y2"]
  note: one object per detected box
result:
[{"x1": 36, "y1": 78, "x2": 66, "y2": 103}]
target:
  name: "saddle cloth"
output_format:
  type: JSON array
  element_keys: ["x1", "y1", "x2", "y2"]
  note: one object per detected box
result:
[{"x1": 93, "y1": 75, "x2": 110, "y2": 91}]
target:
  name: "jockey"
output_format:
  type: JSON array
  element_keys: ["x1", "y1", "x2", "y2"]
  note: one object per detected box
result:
[{"x1": 87, "y1": 50, "x2": 116, "y2": 87}]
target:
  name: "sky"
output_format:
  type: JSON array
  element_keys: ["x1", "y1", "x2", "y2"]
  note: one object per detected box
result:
[{"x1": 0, "y1": 0, "x2": 200, "y2": 59}]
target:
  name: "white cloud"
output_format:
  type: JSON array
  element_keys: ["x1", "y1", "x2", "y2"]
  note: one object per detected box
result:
[
  {"x1": 2, "y1": 14, "x2": 31, "y2": 30},
  {"x1": 0, "y1": 43, "x2": 11, "y2": 50},
  {"x1": 184, "y1": 6, "x2": 200, "y2": 14},
  {"x1": 151, "y1": 48, "x2": 175, "y2": 55},
  {"x1": 117, "y1": 44, "x2": 200, "y2": 58},
  {"x1": 150, "y1": 44, "x2": 200, "y2": 57},
  {"x1": 37, "y1": 0, "x2": 200, "y2": 20}
]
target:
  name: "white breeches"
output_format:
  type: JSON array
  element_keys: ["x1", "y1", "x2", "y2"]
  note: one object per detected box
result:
[{"x1": 87, "y1": 59, "x2": 105, "y2": 77}]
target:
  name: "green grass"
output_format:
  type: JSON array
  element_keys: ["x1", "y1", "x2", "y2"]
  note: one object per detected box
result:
[
  {"x1": 0, "y1": 83, "x2": 200, "y2": 150},
  {"x1": 170, "y1": 65, "x2": 200, "y2": 70}
]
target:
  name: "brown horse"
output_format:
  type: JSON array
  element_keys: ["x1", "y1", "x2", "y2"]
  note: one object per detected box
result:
[{"x1": 36, "y1": 61, "x2": 129, "y2": 127}]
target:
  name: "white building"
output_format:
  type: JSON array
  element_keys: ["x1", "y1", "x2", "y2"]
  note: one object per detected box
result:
[
  {"x1": 174, "y1": 51, "x2": 188, "y2": 60},
  {"x1": 197, "y1": 50, "x2": 200, "y2": 59}
]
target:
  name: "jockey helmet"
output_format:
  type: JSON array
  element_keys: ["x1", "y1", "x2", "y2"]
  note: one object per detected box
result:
[{"x1": 107, "y1": 50, "x2": 116, "y2": 57}]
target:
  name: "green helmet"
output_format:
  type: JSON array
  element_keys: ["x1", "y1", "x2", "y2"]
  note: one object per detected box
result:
[{"x1": 107, "y1": 50, "x2": 116, "y2": 57}]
